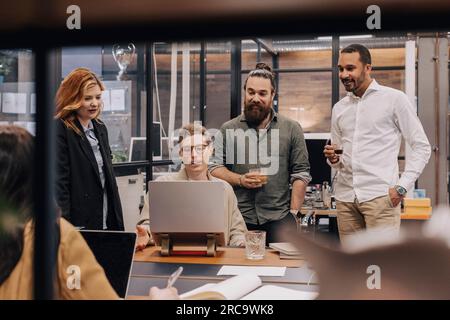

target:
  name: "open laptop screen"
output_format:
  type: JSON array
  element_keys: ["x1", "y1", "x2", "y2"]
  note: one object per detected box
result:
[
  {"x1": 148, "y1": 181, "x2": 227, "y2": 247},
  {"x1": 79, "y1": 230, "x2": 137, "y2": 298}
]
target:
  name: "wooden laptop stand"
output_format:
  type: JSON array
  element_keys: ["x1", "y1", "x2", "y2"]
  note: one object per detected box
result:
[{"x1": 159, "y1": 233, "x2": 218, "y2": 257}]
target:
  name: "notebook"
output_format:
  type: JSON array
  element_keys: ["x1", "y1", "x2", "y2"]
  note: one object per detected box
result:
[
  {"x1": 269, "y1": 242, "x2": 303, "y2": 256},
  {"x1": 279, "y1": 252, "x2": 304, "y2": 260},
  {"x1": 180, "y1": 274, "x2": 318, "y2": 300}
]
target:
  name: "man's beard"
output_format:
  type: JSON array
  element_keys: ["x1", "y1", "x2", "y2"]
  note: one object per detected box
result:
[
  {"x1": 244, "y1": 101, "x2": 271, "y2": 127},
  {"x1": 342, "y1": 70, "x2": 366, "y2": 94}
]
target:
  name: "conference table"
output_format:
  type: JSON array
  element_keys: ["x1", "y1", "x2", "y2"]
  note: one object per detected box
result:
[
  {"x1": 127, "y1": 207, "x2": 432, "y2": 298},
  {"x1": 127, "y1": 246, "x2": 319, "y2": 298}
]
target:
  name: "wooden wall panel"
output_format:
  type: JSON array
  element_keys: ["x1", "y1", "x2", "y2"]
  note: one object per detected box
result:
[
  {"x1": 369, "y1": 48, "x2": 406, "y2": 67},
  {"x1": 279, "y1": 50, "x2": 332, "y2": 69},
  {"x1": 278, "y1": 72, "x2": 332, "y2": 133}
]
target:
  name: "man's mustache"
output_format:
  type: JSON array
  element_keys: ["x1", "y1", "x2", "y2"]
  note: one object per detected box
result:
[
  {"x1": 341, "y1": 78, "x2": 354, "y2": 84},
  {"x1": 246, "y1": 103, "x2": 263, "y2": 110}
]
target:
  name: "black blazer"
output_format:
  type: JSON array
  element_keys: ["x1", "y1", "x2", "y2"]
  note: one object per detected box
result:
[{"x1": 55, "y1": 118, "x2": 124, "y2": 230}]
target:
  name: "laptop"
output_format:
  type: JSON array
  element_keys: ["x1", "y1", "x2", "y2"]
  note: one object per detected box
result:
[
  {"x1": 148, "y1": 180, "x2": 227, "y2": 247},
  {"x1": 129, "y1": 122, "x2": 162, "y2": 162},
  {"x1": 79, "y1": 230, "x2": 137, "y2": 298}
]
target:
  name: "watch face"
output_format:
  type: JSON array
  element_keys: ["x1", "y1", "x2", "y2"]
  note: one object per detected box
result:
[{"x1": 396, "y1": 186, "x2": 406, "y2": 195}]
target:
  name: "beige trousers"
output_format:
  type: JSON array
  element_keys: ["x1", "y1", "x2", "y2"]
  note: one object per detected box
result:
[{"x1": 336, "y1": 195, "x2": 401, "y2": 243}]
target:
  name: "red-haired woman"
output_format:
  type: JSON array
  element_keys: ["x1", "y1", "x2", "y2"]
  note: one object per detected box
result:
[{"x1": 54, "y1": 68, "x2": 124, "y2": 231}]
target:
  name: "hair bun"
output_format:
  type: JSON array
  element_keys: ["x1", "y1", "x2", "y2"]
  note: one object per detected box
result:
[{"x1": 255, "y1": 62, "x2": 272, "y2": 73}]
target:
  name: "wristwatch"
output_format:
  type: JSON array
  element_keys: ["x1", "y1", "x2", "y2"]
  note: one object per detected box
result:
[{"x1": 394, "y1": 185, "x2": 407, "y2": 196}]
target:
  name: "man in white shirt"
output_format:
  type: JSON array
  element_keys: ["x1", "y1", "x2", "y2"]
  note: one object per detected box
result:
[{"x1": 323, "y1": 44, "x2": 431, "y2": 242}]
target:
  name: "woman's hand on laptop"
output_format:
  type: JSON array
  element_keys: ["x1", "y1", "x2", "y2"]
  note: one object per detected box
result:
[
  {"x1": 149, "y1": 287, "x2": 179, "y2": 300},
  {"x1": 135, "y1": 225, "x2": 150, "y2": 251}
]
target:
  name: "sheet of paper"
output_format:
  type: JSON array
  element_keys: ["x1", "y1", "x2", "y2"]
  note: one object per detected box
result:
[
  {"x1": 181, "y1": 274, "x2": 262, "y2": 300},
  {"x1": 16, "y1": 93, "x2": 27, "y2": 114},
  {"x1": 241, "y1": 285, "x2": 318, "y2": 300},
  {"x1": 110, "y1": 89, "x2": 125, "y2": 111},
  {"x1": 217, "y1": 265, "x2": 286, "y2": 277},
  {"x1": 102, "y1": 90, "x2": 111, "y2": 112},
  {"x1": 2, "y1": 93, "x2": 17, "y2": 113},
  {"x1": 269, "y1": 242, "x2": 301, "y2": 255},
  {"x1": 179, "y1": 283, "x2": 215, "y2": 299},
  {"x1": 2, "y1": 93, "x2": 27, "y2": 114},
  {"x1": 26, "y1": 122, "x2": 36, "y2": 136},
  {"x1": 30, "y1": 93, "x2": 36, "y2": 114}
]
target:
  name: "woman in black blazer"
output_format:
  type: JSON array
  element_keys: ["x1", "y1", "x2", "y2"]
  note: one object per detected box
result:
[{"x1": 54, "y1": 68, "x2": 125, "y2": 231}]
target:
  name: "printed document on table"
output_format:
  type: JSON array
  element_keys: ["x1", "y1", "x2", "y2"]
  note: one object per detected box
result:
[{"x1": 217, "y1": 266, "x2": 286, "y2": 277}]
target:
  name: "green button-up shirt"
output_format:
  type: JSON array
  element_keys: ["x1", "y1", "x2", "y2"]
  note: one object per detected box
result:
[{"x1": 209, "y1": 111, "x2": 311, "y2": 225}]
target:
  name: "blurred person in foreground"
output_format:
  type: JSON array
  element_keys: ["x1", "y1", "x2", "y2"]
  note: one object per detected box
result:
[
  {"x1": 0, "y1": 125, "x2": 178, "y2": 299},
  {"x1": 289, "y1": 207, "x2": 450, "y2": 299}
]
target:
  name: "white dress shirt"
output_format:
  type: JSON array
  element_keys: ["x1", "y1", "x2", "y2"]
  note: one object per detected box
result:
[
  {"x1": 82, "y1": 120, "x2": 108, "y2": 229},
  {"x1": 329, "y1": 79, "x2": 431, "y2": 203}
]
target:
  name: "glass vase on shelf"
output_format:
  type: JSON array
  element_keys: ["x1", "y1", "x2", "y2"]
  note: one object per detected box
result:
[{"x1": 313, "y1": 185, "x2": 323, "y2": 208}]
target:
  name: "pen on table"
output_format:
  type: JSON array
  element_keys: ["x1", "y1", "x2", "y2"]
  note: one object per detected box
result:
[{"x1": 166, "y1": 266, "x2": 183, "y2": 288}]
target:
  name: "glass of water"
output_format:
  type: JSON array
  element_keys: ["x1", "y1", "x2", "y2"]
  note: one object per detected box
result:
[
  {"x1": 244, "y1": 230, "x2": 266, "y2": 260},
  {"x1": 249, "y1": 167, "x2": 269, "y2": 186}
]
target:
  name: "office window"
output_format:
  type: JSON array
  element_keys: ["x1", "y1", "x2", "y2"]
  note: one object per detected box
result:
[
  {"x1": 276, "y1": 39, "x2": 332, "y2": 69},
  {"x1": 206, "y1": 42, "x2": 231, "y2": 70},
  {"x1": 240, "y1": 73, "x2": 248, "y2": 113},
  {"x1": 153, "y1": 42, "x2": 201, "y2": 161},
  {"x1": 242, "y1": 40, "x2": 272, "y2": 71},
  {"x1": 152, "y1": 164, "x2": 179, "y2": 179},
  {"x1": 372, "y1": 69, "x2": 405, "y2": 91},
  {"x1": 206, "y1": 74, "x2": 231, "y2": 130},
  {"x1": 0, "y1": 49, "x2": 35, "y2": 135},
  {"x1": 278, "y1": 72, "x2": 332, "y2": 133},
  {"x1": 338, "y1": 69, "x2": 406, "y2": 99},
  {"x1": 275, "y1": 38, "x2": 333, "y2": 133},
  {"x1": 369, "y1": 47, "x2": 406, "y2": 67},
  {"x1": 205, "y1": 42, "x2": 231, "y2": 130}
]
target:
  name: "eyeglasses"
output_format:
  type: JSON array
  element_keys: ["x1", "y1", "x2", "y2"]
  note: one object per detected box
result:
[{"x1": 181, "y1": 145, "x2": 209, "y2": 154}]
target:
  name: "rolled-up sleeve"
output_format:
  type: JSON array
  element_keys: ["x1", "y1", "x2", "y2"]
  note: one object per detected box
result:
[
  {"x1": 209, "y1": 126, "x2": 227, "y2": 173},
  {"x1": 395, "y1": 94, "x2": 431, "y2": 191},
  {"x1": 327, "y1": 106, "x2": 344, "y2": 170},
  {"x1": 289, "y1": 122, "x2": 312, "y2": 185}
]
